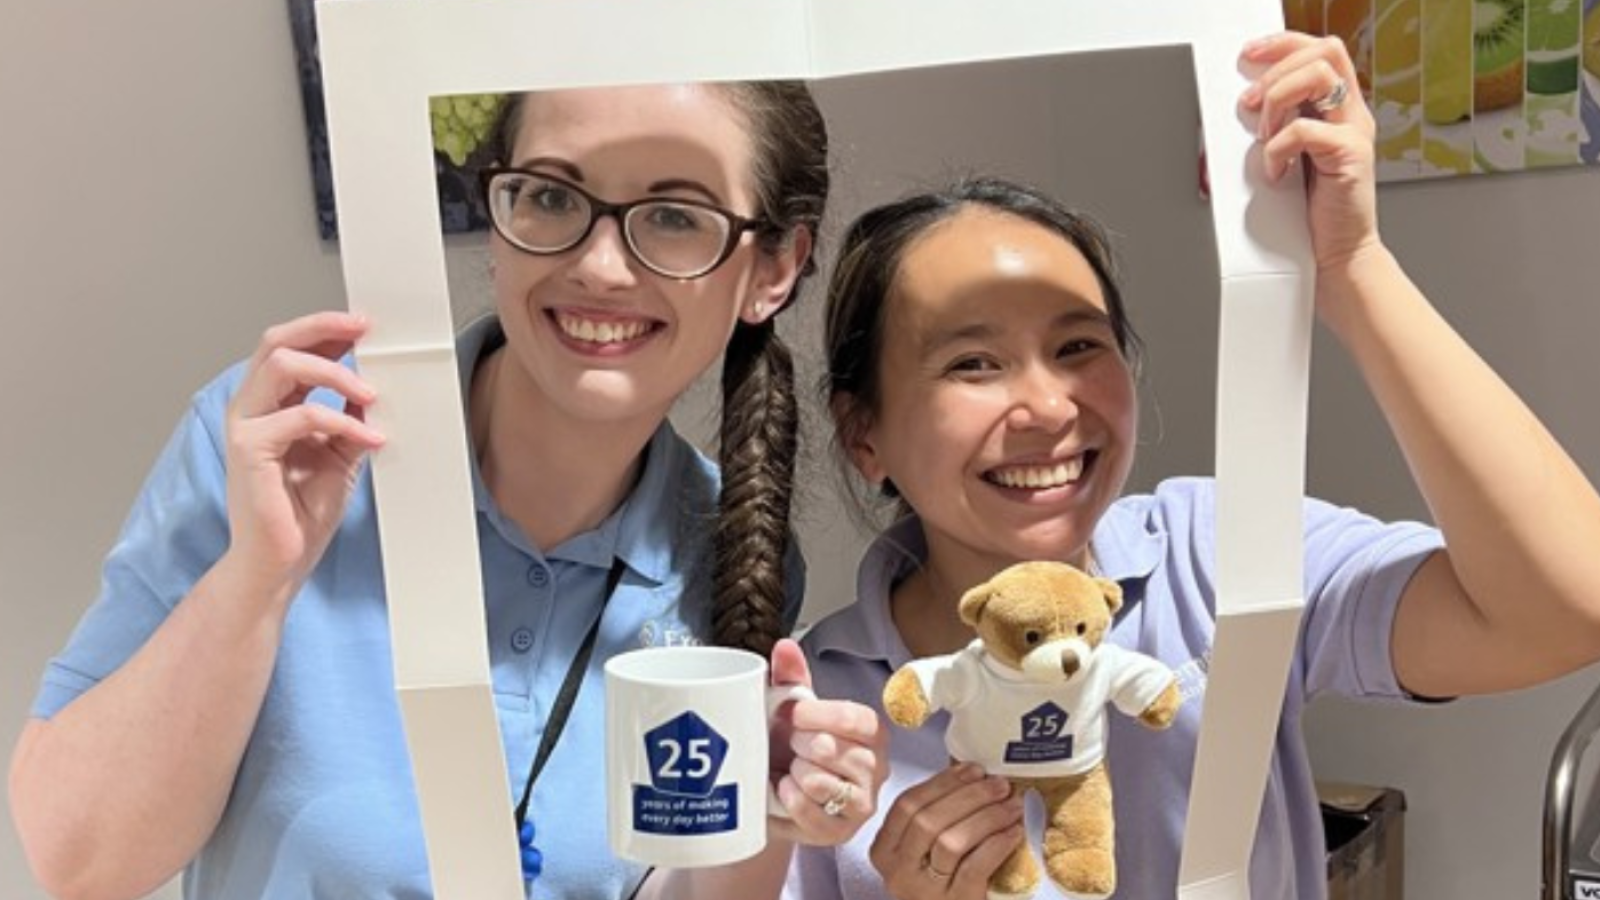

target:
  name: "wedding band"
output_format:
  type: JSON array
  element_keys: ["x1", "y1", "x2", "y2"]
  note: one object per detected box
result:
[
  {"x1": 921, "y1": 854, "x2": 952, "y2": 881},
  {"x1": 1312, "y1": 79, "x2": 1349, "y2": 113},
  {"x1": 822, "y1": 781, "x2": 853, "y2": 817}
]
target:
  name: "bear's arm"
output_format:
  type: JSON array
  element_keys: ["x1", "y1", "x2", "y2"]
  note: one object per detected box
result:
[
  {"x1": 880, "y1": 646, "x2": 986, "y2": 731},
  {"x1": 907, "y1": 648, "x2": 982, "y2": 712},
  {"x1": 1104, "y1": 645, "x2": 1182, "y2": 727}
]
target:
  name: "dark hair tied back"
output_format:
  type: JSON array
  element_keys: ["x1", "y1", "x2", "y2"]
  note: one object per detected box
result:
[{"x1": 823, "y1": 176, "x2": 1141, "y2": 520}]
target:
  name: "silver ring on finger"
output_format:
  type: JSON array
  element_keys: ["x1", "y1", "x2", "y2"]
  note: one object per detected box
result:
[
  {"x1": 920, "y1": 853, "x2": 952, "y2": 881},
  {"x1": 1311, "y1": 78, "x2": 1349, "y2": 113},
  {"x1": 822, "y1": 780, "x2": 853, "y2": 817}
]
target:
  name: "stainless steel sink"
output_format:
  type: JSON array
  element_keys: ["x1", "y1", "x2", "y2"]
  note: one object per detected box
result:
[{"x1": 1544, "y1": 682, "x2": 1600, "y2": 900}]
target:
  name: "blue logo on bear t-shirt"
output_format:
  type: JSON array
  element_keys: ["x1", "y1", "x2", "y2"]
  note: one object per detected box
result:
[{"x1": 1004, "y1": 701, "x2": 1074, "y2": 763}]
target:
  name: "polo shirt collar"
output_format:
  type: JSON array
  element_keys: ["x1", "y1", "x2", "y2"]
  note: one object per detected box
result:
[
  {"x1": 605, "y1": 426, "x2": 681, "y2": 584},
  {"x1": 811, "y1": 503, "x2": 1167, "y2": 666},
  {"x1": 1090, "y1": 496, "x2": 1167, "y2": 584}
]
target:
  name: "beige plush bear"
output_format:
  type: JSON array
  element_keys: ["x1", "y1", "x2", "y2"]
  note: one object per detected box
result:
[{"x1": 883, "y1": 561, "x2": 1183, "y2": 900}]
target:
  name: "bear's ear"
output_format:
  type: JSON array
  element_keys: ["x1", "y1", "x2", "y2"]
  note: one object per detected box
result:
[
  {"x1": 958, "y1": 583, "x2": 996, "y2": 627},
  {"x1": 1096, "y1": 576, "x2": 1124, "y2": 615}
]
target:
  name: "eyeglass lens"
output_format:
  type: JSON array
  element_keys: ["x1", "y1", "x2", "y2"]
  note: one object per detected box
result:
[{"x1": 490, "y1": 174, "x2": 736, "y2": 277}]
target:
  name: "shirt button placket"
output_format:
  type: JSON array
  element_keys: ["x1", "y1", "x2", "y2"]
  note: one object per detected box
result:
[
  {"x1": 527, "y1": 565, "x2": 550, "y2": 588},
  {"x1": 513, "y1": 565, "x2": 552, "y2": 657}
]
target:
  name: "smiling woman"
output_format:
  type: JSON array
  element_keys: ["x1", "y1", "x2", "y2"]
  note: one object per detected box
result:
[
  {"x1": 789, "y1": 31, "x2": 1600, "y2": 900},
  {"x1": 826, "y1": 195, "x2": 1140, "y2": 574},
  {"x1": 7, "y1": 76, "x2": 890, "y2": 900},
  {"x1": 10, "y1": 0, "x2": 1600, "y2": 897}
]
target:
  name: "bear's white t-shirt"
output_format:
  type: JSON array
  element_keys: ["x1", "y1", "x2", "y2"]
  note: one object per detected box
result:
[{"x1": 905, "y1": 640, "x2": 1174, "y2": 777}]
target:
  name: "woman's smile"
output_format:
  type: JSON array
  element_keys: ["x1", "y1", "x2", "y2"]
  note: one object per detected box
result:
[
  {"x1": 547, "y1": 308, "x2": 664, "y2": 357},
  {"x1": 981, "y1": 450, "x2": 1095, "y2": 494}
]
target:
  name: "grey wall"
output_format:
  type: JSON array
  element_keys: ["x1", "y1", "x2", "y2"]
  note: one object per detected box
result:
[
  {"x1": 1301, "y1": 165, "x2": 1600, "y2": 899},
  {"x1": 3, "y1": 1, "x2": 1598, "y2": 898}
]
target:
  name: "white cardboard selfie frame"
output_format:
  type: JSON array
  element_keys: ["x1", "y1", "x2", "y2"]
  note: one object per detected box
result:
[{"x1": 314, "y1": 1, "x2": 1314, "y2": 897}]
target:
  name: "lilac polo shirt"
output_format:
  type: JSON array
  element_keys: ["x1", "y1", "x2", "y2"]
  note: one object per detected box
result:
[{"x1": 789, "y1": 478, "x2": 1442, "y2": 900}]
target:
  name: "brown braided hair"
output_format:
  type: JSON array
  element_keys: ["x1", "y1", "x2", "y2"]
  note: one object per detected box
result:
[{"x1": 709, "y1": 82, "x2": 828, "y2": 656}]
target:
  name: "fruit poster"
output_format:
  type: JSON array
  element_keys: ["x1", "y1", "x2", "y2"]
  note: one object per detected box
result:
[
  {"x1": 291, "y1": 0, "x2": 1599, "y2": 242},
  {"x1": 288, "y1": 0, "x2": 505, "y2": 239},
  {"x1": 1287, "y1": 0, "x2": 1600, "y2": 179}
]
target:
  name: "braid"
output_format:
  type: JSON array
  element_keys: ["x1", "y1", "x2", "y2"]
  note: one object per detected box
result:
[{"x1": 711, "y1": 319, "x2": 797, "y2": 655}]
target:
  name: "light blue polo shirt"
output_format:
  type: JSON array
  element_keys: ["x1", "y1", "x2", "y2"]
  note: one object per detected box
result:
[
  {"x1": 31, "y1": 315, "x2": 803, "y2": 899},
  {"x1": 788, "y1": 478, "x2": 1442, "y2": 900}
]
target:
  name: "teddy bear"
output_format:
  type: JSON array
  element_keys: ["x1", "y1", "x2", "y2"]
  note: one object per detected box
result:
[{"x1": 882, "y1": 561, "x2": 1183, "y2": 900}]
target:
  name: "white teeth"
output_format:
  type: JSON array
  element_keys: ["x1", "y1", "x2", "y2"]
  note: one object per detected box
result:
[
  {"x1": 557, "y1": 313, "x2": 648, "y2": 344},
  {"x1": 989, "y1": 457, "x2": 1084, "y2": 490}
]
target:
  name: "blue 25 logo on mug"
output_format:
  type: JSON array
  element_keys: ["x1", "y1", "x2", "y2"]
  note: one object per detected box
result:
[{"x1": 632, "y1": 712, "x2": 739, "y2": 835}]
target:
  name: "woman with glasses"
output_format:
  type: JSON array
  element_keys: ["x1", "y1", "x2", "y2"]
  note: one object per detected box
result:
[{"x1": 11, "y1": 82, "x2": 886, "y2": 900}]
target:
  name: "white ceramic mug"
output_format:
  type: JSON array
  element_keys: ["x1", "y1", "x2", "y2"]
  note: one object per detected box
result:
[{"x1": 604, "y1": 645, "x2": 811, "y2": 867}]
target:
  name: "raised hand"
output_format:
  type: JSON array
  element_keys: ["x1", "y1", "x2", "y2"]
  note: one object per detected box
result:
[
  {"x1": 222, "y1": 311, "x2": 385, "y2": 596},
  {"x1": 1241, "y1": 31, "x2": 1381, "y2": 274}
]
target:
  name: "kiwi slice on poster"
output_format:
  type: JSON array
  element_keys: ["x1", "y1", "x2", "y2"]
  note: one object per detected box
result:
[{"x1": 1475, "y1": 0, "x2": 1526, "y2": 111}]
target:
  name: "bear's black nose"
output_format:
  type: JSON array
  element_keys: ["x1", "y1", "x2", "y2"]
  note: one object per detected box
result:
[{"x1": 1060, "y1": 649, "x2": 1081, "y2": 677}]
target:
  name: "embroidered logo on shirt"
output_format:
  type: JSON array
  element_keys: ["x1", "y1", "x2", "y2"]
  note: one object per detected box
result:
[
  {"x1": 1173, "y1": 651, "x2": 1210, "y2": 702},
  {"x1": 638, "y1": 621, "x2": 702, "y2": 649},
  {"x1": 1004, "y1": 701, "x2": 1074, "y2": 764}
]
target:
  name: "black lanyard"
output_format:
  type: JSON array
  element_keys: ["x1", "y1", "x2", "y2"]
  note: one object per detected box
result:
[{"x1": 513, "y1": 557, "x2": 627, "y2": 830}]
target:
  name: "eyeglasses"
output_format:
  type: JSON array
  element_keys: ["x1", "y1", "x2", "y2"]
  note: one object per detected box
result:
[{"x1": 478, "y1": 168, "x2": 772, "y2": 280}]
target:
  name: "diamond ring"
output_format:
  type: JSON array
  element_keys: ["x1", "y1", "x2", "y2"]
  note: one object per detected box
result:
[
  {"x1": 822, "y1": 780, "x2": 853, "y2": 817},
  {"x1": 1312, "y1": 79, "x2": 1349, "y2": 113}
]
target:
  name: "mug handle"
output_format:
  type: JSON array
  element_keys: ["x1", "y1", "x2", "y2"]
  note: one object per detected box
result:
[{"x1": 765, "y1": 682, "x2": 816, "y2": 819}]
